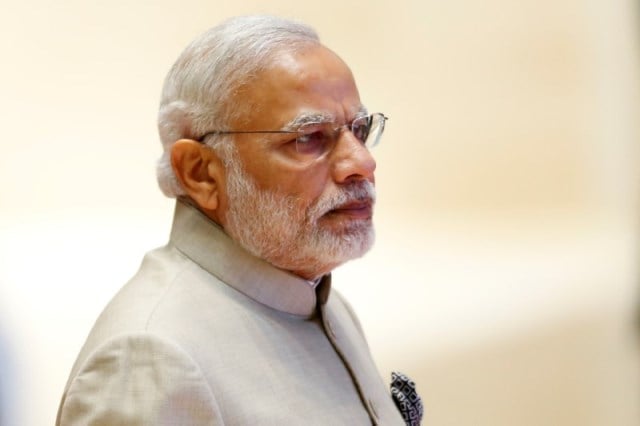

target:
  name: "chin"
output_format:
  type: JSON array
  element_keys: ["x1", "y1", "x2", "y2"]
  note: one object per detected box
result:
[
  {"x1": 277, "y1": 225, "x2": 376, "y2": 280},
  {"x1": 311, "y1": 224, "x2": 376, "y2": 272}
]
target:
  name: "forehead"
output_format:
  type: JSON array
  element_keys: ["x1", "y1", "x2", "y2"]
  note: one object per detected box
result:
[{"x1": 232, "y1": 45, "x2": 363, "y2": 129}]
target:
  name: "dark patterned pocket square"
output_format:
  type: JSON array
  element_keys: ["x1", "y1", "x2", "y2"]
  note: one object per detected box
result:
[{"x1": 391, "y1": 371, "x2": 423, "y2": 426}]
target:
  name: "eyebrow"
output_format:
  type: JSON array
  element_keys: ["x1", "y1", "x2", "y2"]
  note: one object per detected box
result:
[
  {"x1": 353, "y1": 105, "x2": 368, "y2": 117},
  {"x1": 282, "y1": 112, "x2": 334, "y2": 131},
  {"x1": 282, "y1": 105, "x2": 369, "y2": 131}
]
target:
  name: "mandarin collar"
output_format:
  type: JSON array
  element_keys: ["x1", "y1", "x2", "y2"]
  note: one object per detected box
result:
[{"x1": 169, "y1": 200, "x2": 330, "y2": 318}]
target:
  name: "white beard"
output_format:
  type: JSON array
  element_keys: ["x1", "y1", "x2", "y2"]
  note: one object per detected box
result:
[{"x1": 222, "y1": 150, "x2": 375, "y2": 279}]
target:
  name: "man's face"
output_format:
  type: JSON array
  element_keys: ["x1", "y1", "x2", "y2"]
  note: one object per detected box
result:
[{"x1": 217, "y1": 45, "x2": 377, "y2": 279}]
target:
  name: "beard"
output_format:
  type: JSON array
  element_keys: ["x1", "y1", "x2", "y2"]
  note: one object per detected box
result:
[{"x1": 221, "y1": 150, "x2": 375, "y2": 280}]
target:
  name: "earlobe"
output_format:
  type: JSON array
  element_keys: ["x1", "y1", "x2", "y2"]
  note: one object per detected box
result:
[{"x1": 170, "y1": 139, "x2": 222, "y2": 211}]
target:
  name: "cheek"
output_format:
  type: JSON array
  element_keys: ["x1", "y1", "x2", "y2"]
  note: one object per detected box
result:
[
  {"x1": 291, "y1": 168, "x2": 332, "y2": 207},
  {"x1": 265, "y1": 164, "x2": 330, "y2": 198},
  {"x1": 239, "y1": 148, "x2": 333, "y2": 208}
]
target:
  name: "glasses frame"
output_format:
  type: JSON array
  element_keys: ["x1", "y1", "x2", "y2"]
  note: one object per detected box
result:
[{"x1": 196, "y1": 113, "x2": 388, "y2": 149}]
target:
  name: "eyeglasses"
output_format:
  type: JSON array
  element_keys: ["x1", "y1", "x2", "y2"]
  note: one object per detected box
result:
[{"x1": 197, "y1": 113, "x2": 388, "y2": 161}]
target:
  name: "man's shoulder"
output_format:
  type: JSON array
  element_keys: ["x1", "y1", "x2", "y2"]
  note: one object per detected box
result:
[
  {"x1": 94, "y1": 244, "x2": 198, "y2": 332},
  {"x1": 57, "y1": 330, "x2": 222, "y2": 425},
  {"x1": 67, "y1": 243, "x2": 232, "y2": 377}
]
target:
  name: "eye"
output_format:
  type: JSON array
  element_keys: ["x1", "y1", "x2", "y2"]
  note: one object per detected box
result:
[{"x1": 295, "y1": 124, "x2": 331, "y2": 155}]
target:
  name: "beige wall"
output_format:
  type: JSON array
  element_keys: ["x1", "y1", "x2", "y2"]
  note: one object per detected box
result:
[{"x1": 0, "y1": 1, "x2": 638, "y2": 425}]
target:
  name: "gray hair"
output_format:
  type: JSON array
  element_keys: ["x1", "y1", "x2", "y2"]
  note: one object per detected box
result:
[{"x1": 156, "y1": 15, "x2": 320, "y2": 197}]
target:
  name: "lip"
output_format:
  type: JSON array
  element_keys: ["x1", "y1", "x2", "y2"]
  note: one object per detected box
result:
[{"x1": 326, "y1": 200, "x2": 373, "y2": 219}]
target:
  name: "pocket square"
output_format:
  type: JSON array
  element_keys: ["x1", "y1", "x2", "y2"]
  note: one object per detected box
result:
[{"x1": 391, "y1": 371, "x2": 423, "y2": 426}]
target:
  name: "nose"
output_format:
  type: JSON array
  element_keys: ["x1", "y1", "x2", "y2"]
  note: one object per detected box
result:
[{"x1": 330, "y1": 129, "x2": 376, "y2": 184}]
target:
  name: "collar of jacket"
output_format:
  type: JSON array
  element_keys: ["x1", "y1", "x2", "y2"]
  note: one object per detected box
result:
[{"x1": 169, "y1": 199, "x2": 331, "y2": 319}]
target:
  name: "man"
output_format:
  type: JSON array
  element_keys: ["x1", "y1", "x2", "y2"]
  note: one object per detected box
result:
[{"x1": 57, "y1": 15, "x2": 417, "y2": 425}]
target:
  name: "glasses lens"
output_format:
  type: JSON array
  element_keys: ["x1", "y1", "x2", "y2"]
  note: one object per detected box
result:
[
  {"x1": 295, "y1": 122, "x2": 333, "y2": 156},
  {"x1": 351, "y1": 116, "x2": 371, "y2": 144},
  {"x1": 293, "y1": 114, "x2": 387, "y2": 161},
  {"x1": 364, "y1": 113, "x2": 386, "y2": 148}
]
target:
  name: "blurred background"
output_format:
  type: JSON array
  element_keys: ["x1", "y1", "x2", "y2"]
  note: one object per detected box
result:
[{"x1": 0, "y1": 0, "x2": 638, "y2": 425}]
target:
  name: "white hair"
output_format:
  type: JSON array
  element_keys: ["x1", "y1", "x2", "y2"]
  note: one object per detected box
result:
[{"x1": 155, "y1": 15, "x2": 320, "y2": 197}]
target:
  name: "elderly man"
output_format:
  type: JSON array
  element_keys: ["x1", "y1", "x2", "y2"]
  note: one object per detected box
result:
[{"x1": 57, "y1": 15, "x2": 419, "y2": 425}]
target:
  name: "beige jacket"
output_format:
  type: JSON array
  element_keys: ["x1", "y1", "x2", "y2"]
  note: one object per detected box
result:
[{"x1": 57, "y1": 200, "x2": 404, "y2": 425}]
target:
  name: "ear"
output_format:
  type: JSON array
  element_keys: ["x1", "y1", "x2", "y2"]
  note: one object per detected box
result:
[{"x1": 170, "y1": 139, "x2": 225, "y2": 213}]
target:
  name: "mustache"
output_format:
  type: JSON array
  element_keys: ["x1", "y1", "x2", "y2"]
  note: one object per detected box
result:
[{"x1": 311, "y1": 180, "x2": 376, "y2": 218}]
